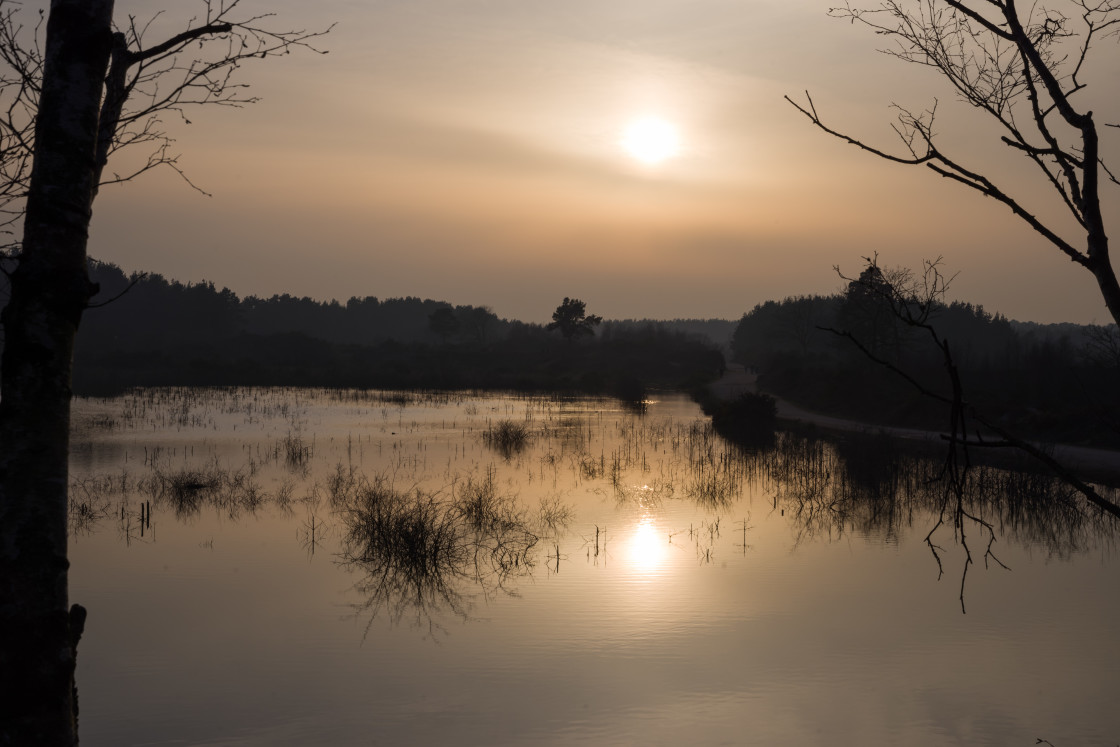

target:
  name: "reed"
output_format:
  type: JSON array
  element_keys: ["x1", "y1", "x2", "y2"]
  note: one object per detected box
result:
[
  {"x1": 483, "y1": 419, "x2": 530, "y2": 455},
  {"x1": 338, "y1": 471, "x2": 540, "y2": 628},
  {"x1": 281, "y1": 432, "x2": 313, "y2": 469}
]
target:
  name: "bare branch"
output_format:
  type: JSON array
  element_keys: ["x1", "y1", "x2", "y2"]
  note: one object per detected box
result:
[
  {"x1": 832, "y1": 255, "x2": 1120, "y2": 518},
  {"x1": 793, "y1": 0, "x2": 1120, "y2": 326},
  {"x1": 0, "y1": 0, "x2": 331, "y2": 251},
  {"x1": 85, "y1": 272, "x2": 148, "y2": 310},
  {"x1": 785, "y1": 92, "x2": 935, "y2": 165}
]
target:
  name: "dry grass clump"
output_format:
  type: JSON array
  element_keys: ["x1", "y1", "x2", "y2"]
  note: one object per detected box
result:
[
  {"x1": 536, "y1": 494, "x2": 574, "y2": 535},
  {"x1": 338, "y1": 471, "x2": 540, "y2": 628},
  {"x1": 148, "y1": 467, "x2": 224, "y2": 517},
  {"x1": 483, "y1": 419, "x2": 530, "y2": 456},
  {"x1": 281, "y1": 432, "x2": 313, "y2": 469},
  {"x1": 138, "y1": 462, "x2": 265, "y2": 519},
  {"x1": 455, "y1": 471, "x2": 514, "y2": 531},
  {"x1": 343, "y1": 476, "x2": 463, "y2": 582}
]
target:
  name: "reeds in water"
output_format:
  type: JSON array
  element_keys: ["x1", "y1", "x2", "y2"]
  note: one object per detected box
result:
[
  {"x1": 483, "y1": 419, "x2": 530, "y2": 456},
  {"x1": 338, "y1": 471, "x2": 540, "y2": 629}
]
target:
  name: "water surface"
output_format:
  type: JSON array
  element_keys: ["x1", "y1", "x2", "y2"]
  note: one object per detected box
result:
[{"x1": 68, "y1": 388, "x2": 1120, "y2": 746}]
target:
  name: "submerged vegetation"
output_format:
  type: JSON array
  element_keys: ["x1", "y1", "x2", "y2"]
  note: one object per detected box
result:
[
  {"x1": 337, "y1": 470, "x2": 541, "y2": 629},
  {"x1": 68, "y1": 387, "x2": 1118, "y2": 629},
  {"x1": 482, "y1": 419, "x2": 530, "y2": 457}
]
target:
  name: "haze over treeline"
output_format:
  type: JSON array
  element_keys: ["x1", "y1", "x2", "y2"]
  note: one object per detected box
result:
[
  {"x1": 9, "y1": 261, "x2": 726, "y2": 395},
  {"x1": 66, "y1": 261, "x2": 735, "y2": 348}
]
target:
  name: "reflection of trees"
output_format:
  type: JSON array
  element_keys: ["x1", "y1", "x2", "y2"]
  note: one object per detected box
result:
[
  {"x1": 336, "y1": 473, "x2": 540, "y2": 634},
  {"x1": 692, "y1": 425, "x2": 1119, "y2": 609},
  {"x1": 769, "y1": 431, "x2": 1116, "y2": 553}
]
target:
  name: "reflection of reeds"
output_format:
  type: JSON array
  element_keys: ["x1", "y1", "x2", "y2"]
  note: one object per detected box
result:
[
  {"x1": 338, "y1": 472, "x2": 540, "y2": 632},
  {"x1": 69, "y1": 480, "x2": 115, "y2": 535},
  {"x1": 137, "y1": 462, "x2": 266, "y2": 520},
  {"x1": 281, "y1": 432, "x2": 313, "y2": 469},
  {"x1": 327, "y1": 462, "x2": 361, "y2": 506},
  {"x1": 69, "y1": 387, "x2": 1119, "y2": 615},
  {"x1": 578, "y1": 453, "x2": 605, "y2": 480},
  {"x1": 455, "y1": 470, "x2": 516, "y2": 531},
  {"x1": 69, "y1": 472, "x2": 130, "y2": 525},
  {"x1": 483, "y1": 419, "x2": 530, "y2": 456},
  {"x1": 149, "y1": 467, "x2": 222, "y2": 518},
  {"x1": 687, "y1": 468, "x2": 739, "y2": 510},
  {"x1": 536, "y1": 494, "x2": 574, "y2": 535},
  {"x1": 344, "y1": 477, "x2": 462, "y2": 583}
]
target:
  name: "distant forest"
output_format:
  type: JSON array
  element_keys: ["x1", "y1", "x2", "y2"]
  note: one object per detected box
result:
[
  {"x1": 0, "y1": 261, "x2": 727, "y2": 396},
  {"x1": 731, "y1": 293, "x2": 1120, "y2": 448},
  {"x1": 2, "y1": 260, "x2": 1114, "y2": 448}
]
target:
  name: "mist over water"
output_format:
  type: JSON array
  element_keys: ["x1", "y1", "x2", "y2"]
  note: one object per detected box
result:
[{"x1": 68, "y1": 388, "x2": 1120, "y2": 746}]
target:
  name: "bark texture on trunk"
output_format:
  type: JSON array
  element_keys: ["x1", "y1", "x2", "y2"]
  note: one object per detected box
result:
[{"x1": 0, "y1": 1, "x2": 114, "y2": 745}]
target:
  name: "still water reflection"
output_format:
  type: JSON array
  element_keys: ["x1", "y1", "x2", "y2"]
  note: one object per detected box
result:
[{"x1": 67, "y1": 388, "x2": 1119, "y2": 746}]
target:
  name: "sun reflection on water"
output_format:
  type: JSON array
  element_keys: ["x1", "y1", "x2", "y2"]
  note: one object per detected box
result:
[{"x1": 623, "y1": 513, "x2": 669, "y2": 580}]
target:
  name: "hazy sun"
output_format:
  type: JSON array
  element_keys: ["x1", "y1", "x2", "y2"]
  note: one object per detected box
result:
[{"x1": 621, "y1": 117, "x2": 681, "y2": 165}]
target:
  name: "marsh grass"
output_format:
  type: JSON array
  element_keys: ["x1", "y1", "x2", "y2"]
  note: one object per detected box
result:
[
  {"x1": 68, "y1": 386, "x2": 1118, "y2": 621},
  {"x1": 338, "y1": 471, "x2": 540, "y2": 631},
  {"x1": 536, "y1": 495, "x2": 575, "y2": 536},
  {"x1": 578, "y1": 453, "x2": 606, "y2": 480},
  {"x1": 454, "y1": 470, "x2": 518, "y2": 531},
  {"x1": 687, "y1": 467, "x2": 740, "y2": 509},
  {"x1": 143, "y1": 463, "x2": 271, "y2": 519},
  {"x1": 483, "y1": 419, "x2": 530, "y2": 456},
  {"x1": 69, "y1": 487, "x2": 114, "y2": 534},
  {"x1": 146, "y1": 467, "x2": 224, "y2": 518},
  {"x1": 326, "y1": 462, "x2": 362, "y2": 506},
  {"x1": 280, "y1": 432, "x2": 313, "y2": 470}
]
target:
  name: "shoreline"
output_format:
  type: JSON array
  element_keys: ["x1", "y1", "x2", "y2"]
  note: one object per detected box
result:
[{"x1": 707, "y1": 364, "x2": 1120, "y2": 481}]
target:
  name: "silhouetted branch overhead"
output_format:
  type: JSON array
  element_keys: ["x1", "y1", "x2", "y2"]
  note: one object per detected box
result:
[
  {"x1": 830, "y1": 256, "x2": 1120, "y2": 519},
  {"x1": 790, "y1": 0, "x2": 1120, "y2": 327},
  {"x1": 0, "y1": 3, "x2": 329, "y2": 744},
  {"x1": 0, "y1": 0, "x2": 332, "y2": 237}
]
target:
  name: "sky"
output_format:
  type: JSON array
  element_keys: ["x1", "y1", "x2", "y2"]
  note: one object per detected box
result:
[{"x1": 86, "y1": 0, "x2": 1120, "y2": 324}]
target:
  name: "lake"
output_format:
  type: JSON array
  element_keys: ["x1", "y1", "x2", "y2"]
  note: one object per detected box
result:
[{"x1": 67, "y1": 387, "x2": 1120, "y2": 746}]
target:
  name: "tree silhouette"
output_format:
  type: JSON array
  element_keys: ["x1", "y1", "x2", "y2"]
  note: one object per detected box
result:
[
  {"x1": 457, "y1": 304, "x2": 498, "y2": 347},
  {"x1": 0, "y1": 3, "x2": 327, "y2": 744},
  {"x1": 428, "y1": 306, "x2": 459, "y2": 344},
  {"x1": 547, "y1": 297, "x2": 602, "y2": 341},
  {"x1": 787, "y1": 0, "x2": 1120, "y2": 327},
  {"x1": 837, "y1": 257, "x2": 915, "y2": 362},
  {"x1": 824, "y1": 256, "x2": 1120, "y2": 520}
]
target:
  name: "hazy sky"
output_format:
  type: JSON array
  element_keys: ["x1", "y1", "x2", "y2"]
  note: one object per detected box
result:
[{"x1": 89, "y1": 0, "x2": 1120, "y2": 324}]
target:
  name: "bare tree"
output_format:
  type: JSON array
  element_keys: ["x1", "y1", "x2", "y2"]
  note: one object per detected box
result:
[
  {"x1": 824, "y1": 255, "x2": 1120, "y2": 520},
  {"x1": 0, "y1": 2, "x2": 328, "y2": 744},
  {"x1": 787, "y1": 0, "x2": 1120, "y2": 327}
]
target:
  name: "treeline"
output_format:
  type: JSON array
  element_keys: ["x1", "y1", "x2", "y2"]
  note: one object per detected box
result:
[
  {"x1": 37, "y1": 262, "x2": 724, "y2": 396},
  {"x1": 77, "y1": 261, "x2": 508, "y2": 349},
  {"x1": 731, "y1": 291, "x2": 1120, "y2": 447},
  {"x1": 606, "y1": 318, "x2": 738, "y2": 352}
]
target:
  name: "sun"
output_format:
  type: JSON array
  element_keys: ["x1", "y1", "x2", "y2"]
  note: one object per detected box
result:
[{"x1": 620, "y1": 117, "x2": 681, "y2": 165}]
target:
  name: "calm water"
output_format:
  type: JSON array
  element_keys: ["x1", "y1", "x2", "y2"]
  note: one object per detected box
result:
[{"x1": 67, "y1": 388, "x2": 1120, "y2": 746}]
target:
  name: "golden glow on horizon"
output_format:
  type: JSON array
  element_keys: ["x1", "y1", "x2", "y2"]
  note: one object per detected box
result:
[{"x1": 621, "y1": 117, "x2": 681, "y2": 165}]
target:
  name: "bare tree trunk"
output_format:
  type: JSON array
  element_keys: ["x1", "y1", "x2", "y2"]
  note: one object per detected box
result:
[
  {"x1": 1089, "y1": 242, "x2": 1120, "y2": 330},
  {"x1": 0, "y1": 2, "x2": 114, "y2": 745}
]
